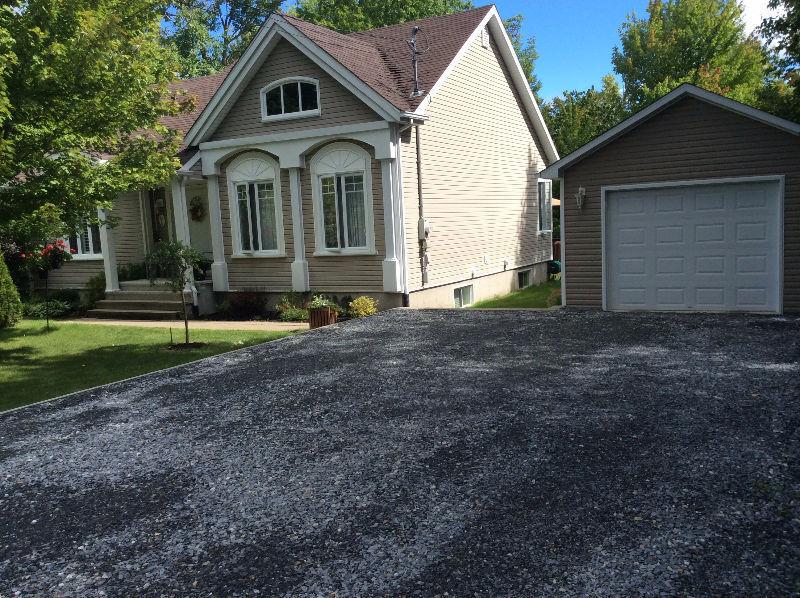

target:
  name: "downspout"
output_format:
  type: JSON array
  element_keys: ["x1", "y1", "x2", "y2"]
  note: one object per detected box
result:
[{"x1": 415, "y1": 123, "x2": 429, "y2": 286}]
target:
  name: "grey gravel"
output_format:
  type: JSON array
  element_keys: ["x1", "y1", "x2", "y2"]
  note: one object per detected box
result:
[{"x1": 1, "y1": 309, "x2": 799, "y2": 596}]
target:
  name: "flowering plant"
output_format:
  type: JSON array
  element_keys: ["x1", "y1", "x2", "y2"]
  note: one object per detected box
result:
[{"x1": 18, "y1": 239, "x2": 74, "y2": 273}]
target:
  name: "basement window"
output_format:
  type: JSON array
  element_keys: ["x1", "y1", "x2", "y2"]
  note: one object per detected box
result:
[
  {"x1": 261, "y1": 77, "x2": 320, "y2": 122},
  {"x1": 453, "y1": 285, "x2": 474, "y2": 308},
  {"x1": 518, "y1": 269, "x2": 531, "y2": 289}
]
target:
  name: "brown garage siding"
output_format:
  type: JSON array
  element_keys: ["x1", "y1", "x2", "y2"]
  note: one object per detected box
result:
[{"x1": 562, "y1": 96, "x2": 800, "y2": 311}]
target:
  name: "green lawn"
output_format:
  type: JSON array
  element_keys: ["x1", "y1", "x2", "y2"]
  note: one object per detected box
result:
[
  {"x1": 0, "y1": 320, "x2": 296, "y2": 412},
  {"x1": 471, "y1": 279, "x2": 561, "y2": 309}
]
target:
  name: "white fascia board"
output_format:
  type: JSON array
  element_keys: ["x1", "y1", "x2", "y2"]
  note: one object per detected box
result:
[
  {"x1": 541, "y1": 83, "x2": 800, "y2": 179},
  {"x1": 276, "y1": 19, "x2": 402, "y2": 122},
  {"x1": 416, "y1": 7, "x2": 559, "y2": 165},
  {"x1": 183, "y1": 16, "x2": 283, "y2": 146},
  {"x1": 184, "y1": 14, "x2": 403, "y2": 147}
]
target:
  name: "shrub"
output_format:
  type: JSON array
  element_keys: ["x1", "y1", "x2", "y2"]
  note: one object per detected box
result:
[
  {"x1": 83, "y1": 272, "x2": 106, "y2": 310},
  {"x1": 225, "y1": 292, "x2": 268, "y2": 320},
  {"x1": 22, "y1": 299, "x2": 72, "y2": 319},
  {"x1": 118, "y1": 262, "x2": 148, "y2": 282},
  {"x1": 0, "y1": 254, "x2": 23, "y2": 328},
  {"x1": 278, "y1": 306, "x2": 309, "y2": 322},
  {"x1": 349, "y1": 295, "x2": 378, "y2": 318}
]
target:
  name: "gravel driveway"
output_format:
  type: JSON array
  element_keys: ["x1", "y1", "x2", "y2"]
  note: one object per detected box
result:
[{"x1": 1, "y1": 309, "x2": 799, "y2": 596}]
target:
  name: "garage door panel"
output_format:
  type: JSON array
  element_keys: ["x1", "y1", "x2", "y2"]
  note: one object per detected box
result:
[{"x1": 605, "y1": 180, "x2": 780, "y2": 313}]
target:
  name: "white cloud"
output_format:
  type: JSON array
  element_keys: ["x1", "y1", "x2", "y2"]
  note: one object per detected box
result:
[{"x1": 739, "y1": 0, "x2": 779, "y2": 34}]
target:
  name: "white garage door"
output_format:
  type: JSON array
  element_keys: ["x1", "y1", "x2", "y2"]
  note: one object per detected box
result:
[{"x1": 604, "y1": 179, "x2": 782, "y2": 313}]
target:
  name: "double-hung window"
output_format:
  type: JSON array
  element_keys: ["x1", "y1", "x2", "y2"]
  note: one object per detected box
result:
[
  {"x1": 311, "y1": 143, "x2": 374, "y2": 255},
  {"x1": 68, "y1": 223, "x2": 102, "y2": 258},
  {"x1": 236, "y1": 181, "x2": 278, "y2": 252},
  {"x1": 538, "y1": 179, "x2": 553, "y2": 233},
  {"x1": 261, "y1": 78, "x2": 320, "y2": 121},
  {"x1": 228, "y1": 152, "x2": 284, "y2": 256},
  {"x1": 320, "y1": 172, "x2": 367, "y2": 250}
]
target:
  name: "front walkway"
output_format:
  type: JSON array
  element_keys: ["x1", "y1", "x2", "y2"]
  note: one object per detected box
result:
[{"x1": 62, "y1": 318, "x2": 308, "y2": 332}]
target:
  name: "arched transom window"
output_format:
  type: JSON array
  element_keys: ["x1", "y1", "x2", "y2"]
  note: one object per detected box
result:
[
  {"x1": 311, "y1": 143, "x2": 375, "y2": 255},
  {"x1": 227, "y1": 152, "x2": 284, "y2": 256},
  {"x1": 260, "y1": 77, "x2": 320, "y2": 122}
]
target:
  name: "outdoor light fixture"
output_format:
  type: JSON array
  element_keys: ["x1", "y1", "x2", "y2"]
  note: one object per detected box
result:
[{"x1": 576, "y1": 186, "x2": 586, "y2": 210}]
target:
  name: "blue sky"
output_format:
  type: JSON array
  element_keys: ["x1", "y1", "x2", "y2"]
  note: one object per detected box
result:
[{"x1": 492, "y1": 0, "x2": 775, "y2": 100}]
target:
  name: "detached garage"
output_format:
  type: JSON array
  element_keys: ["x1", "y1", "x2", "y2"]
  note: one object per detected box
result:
[{"x1": 541, "y1": 84, "x2": 800, "y2": 314}]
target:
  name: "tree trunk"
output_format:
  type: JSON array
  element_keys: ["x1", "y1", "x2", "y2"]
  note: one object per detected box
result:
[{"x1": 181, "y1": 290, "x2": 189, "y2": 345}]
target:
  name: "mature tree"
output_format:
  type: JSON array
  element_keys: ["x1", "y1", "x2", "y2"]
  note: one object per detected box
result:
[
  {"x1": 162, "y1": 0, "x2": 283, "y2": 78},
  {"x1": 612, "y1": 0, "x2": 768, "y2": 110},
  {"x1": 504, "y1": 14, "x2": 542, "y2": 102},
  {"x1": 759, "y1": 0, "x2": 800, "y2": 120},
  {"x1": 0, "y1": 0, "x2": 187, "y2": 253},
  {"x1": 543, "y1": 75, "x2": 628, "y2": 156},
  {"x1": 294, "y1": 0, "x2": 472, "y2": 33}
]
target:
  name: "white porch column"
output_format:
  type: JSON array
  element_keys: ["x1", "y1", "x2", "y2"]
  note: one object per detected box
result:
[
  {"x1": 98, "y1": 207, "x2": 119, "y2": 292},
  {"x1": 170, "y1": 176, "x2": 191, "y2": 245},
  {"x1": 206, "y1": 174, "x2": 229, "y2": 291},
  {"x1": 288, "y1": 167, "x2": 310, "y2": 292},
  {"x1": 380, "y1": 158, "x2": 403, "y2": 293}
]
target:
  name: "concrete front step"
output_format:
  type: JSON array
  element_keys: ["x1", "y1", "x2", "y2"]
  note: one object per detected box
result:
[
  {"x1": 105, "y1": 291, "x2": 186, "y2": 302},
  {"x1": 86, "y1": 309, "x2": 184, "y2": 321},
  {"x1": 95, "y1": 299, "x2": 188, "y2": 312}
]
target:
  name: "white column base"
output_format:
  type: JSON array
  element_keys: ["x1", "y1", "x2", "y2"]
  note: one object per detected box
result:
[
  {"x1": 382, "y1": 258, "x2": 402, "y2": 293},
  {"x1": 291, "y1": 260, "x2": 310, "y2": 292},
  {"x1": 211, "y1": 261, "x2": 229, "y2": 292}
]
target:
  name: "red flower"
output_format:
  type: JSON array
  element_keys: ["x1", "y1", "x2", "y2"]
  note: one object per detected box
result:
[
  {"x1": 70, "y1": 248, "x2": 77, "y2": 254},
  {"x1": 19, "y1": 252, "x2": 25, "y2": 258}
]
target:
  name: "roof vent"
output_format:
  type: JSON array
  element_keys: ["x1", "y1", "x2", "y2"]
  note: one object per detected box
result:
[{"x1": 407, "y1": 26, "x2": 430, "y2": 98}]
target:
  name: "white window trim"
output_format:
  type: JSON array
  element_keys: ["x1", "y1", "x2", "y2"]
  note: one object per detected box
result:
[
  {"x1": 310, "y1": 142, "x2": 376, "y2": 257},
  {"x1": 66, "y1": 223, "x2": 103, "y2": 261},
  {"x1": 453, "y1": 284, "x2": 474, "y2": 308},
  {"x1": 260, "y1": 77, "x2": 321, "y2": 123},
  {"x1": 537, "y1": 178, "x2": 553, "y2": 234},
  {"x1": 227, "y1": 152, "x2": 286, "y2": 257}
]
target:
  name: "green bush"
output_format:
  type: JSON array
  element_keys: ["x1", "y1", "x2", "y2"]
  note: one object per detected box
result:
[
  {"x1": 83, "y1": 272, "x2": 106, "y2": 310},
  {"x1": 22, "y1": 299, "x2": 72, "y2": 319},
  {"x1": 0, "y1": 254, "x2": 23, "y2": 328},
  {"x1": 278, "y1": 306, "x2": 309, "y2": 322},
  {"x1": 349, "y1": 295, "x2": 378, "y2": 318},
  {"x1": 118, "y1": 262, "x2": 148, "y2": 282}
]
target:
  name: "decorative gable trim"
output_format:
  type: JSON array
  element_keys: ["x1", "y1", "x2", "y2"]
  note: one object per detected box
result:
[
  {"x1": 184, "y1": 14, "x2": 403, "y2": 147},
  {"x1": 415, "y1": 7, "x2": 559, "y2": 164}
]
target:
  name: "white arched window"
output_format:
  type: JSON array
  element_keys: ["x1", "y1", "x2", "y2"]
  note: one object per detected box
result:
[
  {"x1": 260, "y1": 77, "x2": 320, "y2": 122},
  {"x1": 227, "y1": 152, "x2": 285, "y2": 256},
  {"x1": 311, "y1": 142, "x2": 375, "y2": 256}
]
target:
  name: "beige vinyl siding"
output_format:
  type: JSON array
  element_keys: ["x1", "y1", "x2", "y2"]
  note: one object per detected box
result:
[
  {"x1": 219, "y1": 153, "x2": 294, "y2": 292},
  {"x1": 40, "y1": 259, "x2": 104, "y2": 289},
  {"x1": 211, "y1": 39, "x2": 382, "y2": 141},
  {"x1": 562, "y1": 96, "x2": 800, "y2": 311},
  {"x1": 303, "y1": 142, "x2": 385, "y2": 292},
  {"x1": 35, "y1": 191, "x2": 145, "y2": 289},
  {"x1": 401, "y1": 32, "x2": 550, "y2": 292},
  {"x1": 112, "y1": 191, "x2": 146, "y2": 266}
]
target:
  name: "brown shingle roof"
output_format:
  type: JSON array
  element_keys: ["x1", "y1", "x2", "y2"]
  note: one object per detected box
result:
[
  {"x1": 284, "y1": 6, "x2": 493, "y2": 111},
  {"x1": 166, "y1": 5, "x2": 493, "y2": 152}
]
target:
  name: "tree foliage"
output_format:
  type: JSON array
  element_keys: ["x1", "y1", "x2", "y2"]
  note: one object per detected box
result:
[
  {"x1": 162, "y1": 0, "x2": 282, "y2": 77},
  {"x1": 544, "y1": 76, "x2": 628, "y2": 156},
  {"x1": 612, "y1": 0, "x2": 768, "y2": 110},
  {"x1": 504, "y1": 14, "x2": 541, "y2": 102},
  {"x1": 293, "y1": 0, "x2": 473, "y2": 33},
  {"x1": 758, "y1": 0, "x2": 800, "y2": 121},
  {"x1": 0, "y1": 252, "x2": 22, "y2": 329},
  {"x1": 0, "y1": 0, "x2": 187, "y2": 253}
]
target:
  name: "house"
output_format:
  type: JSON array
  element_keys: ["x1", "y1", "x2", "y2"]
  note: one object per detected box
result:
[
  {"x1": 542, "y1": 84, "x2": 800, "y2": 314},
  {"x1": 48, "y1": 4, "x2": 558, "y2": 315}
]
